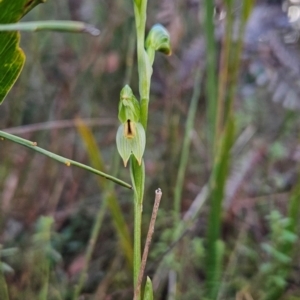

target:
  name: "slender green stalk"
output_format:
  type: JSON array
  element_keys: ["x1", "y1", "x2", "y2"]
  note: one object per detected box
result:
[
  {"x1": 130, "y1": 1, "x2": 170, "y2": 297},
  {"x1": 0, "y1": 21, "x2": 100, "y2": 35},
  {"x1": 0, "y1": 130, "x2": 132, "y2": 189},
  {"x1": 216, "y1": 0, "x2": 234, "y2": 141},
  {"x1": 206, "y1": 118, "x2": 235, "y2": 299},
  {"x1": 224, "y1": 0, "x2": 253, "y2": 122},
  {"x1": 134, "y1": 199, "x2": 142, "y2": 288},
  {"x1": 132, "y1": 1, "x2": 149, "y2": 297},
  {"x1": 174, "y1": 69, "x2": 202, "y2": 218},
  {"x1": 205, "y1": 2, "x2": 253, "y2": 298},
  {"x1": 203, "y1": 0, "x2": 218, "y2": 154},
  {"x1": 130, "y1": 159, "x2": 145, "y2": 294},
  {"x1": 133, "y1": 0, "x2": 150, "y2": 129}
]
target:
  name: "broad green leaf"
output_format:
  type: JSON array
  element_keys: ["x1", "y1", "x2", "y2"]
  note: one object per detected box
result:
[{"x1": 0, "y1": 0, "x2": 45, "y2": 104}]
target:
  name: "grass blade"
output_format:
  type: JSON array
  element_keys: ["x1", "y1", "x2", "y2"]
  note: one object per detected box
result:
[{"x1": 0, "y1": 130, "x2": 132, "y2": 189}]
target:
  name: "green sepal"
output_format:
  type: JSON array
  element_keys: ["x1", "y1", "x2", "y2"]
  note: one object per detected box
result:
[
  {"x1": 118, "y1": 85, "x2": 140, "y2": 123},
  {"x1": 143, "y1": 277, "x2": 153, "y2": 300},
  {"x1": 145, "y1": 24, "x2": 171, "y2": 65},
  {"x1": 116, "y1": 122, "x2": 146, "y2": 167}
]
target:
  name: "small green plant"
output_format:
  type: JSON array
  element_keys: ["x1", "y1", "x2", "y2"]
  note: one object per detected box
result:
[
  {"x1": 259, "y1": 211, "x2": 297, "y2": 294},
  {"x1": 115, "y1": 1, "x2": 171, "y2": 298}
]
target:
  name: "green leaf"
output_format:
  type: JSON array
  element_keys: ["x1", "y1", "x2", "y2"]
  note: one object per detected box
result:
[
  {"x1": 206, "y1": 117, "x2": 235, "y2": 298},
  {"x1": 0, "y1": 130, "x2": 132, "y2": 189},
  {"x1": 143, "y1": 277, "x2": 153, "y2": 300},
  {"x1": 270, "y1": 275, "x2": 286, "y2": 288},
  {"x1": 0, "y1": 0, "x2": 45, "y2": 104},
  {"x1": 261, "y1": 243, "x2": 291, "y2": 264},
  {"x1": 0, "y1": 21, "x2": 100, "y2": 35}
]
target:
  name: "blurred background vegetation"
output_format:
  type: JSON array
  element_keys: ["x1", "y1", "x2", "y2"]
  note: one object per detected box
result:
[{"x1": 1, "y1": 0, "x2": 300, "y2": 299}]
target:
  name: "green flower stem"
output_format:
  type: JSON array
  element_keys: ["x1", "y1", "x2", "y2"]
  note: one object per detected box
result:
[
  {"x1": 0, "y1": 130, "x2": 131, "y2": 189},
  {"x1": 132, "y1": 1, "x2": 149, "y2": 297},
  {"x1": 134, "y1": 197, "x2": 142, "y2": 289},
  {"x1": 133, "y1": 0, "x2": 150, "y2": 129},
  {"x1": 130, "y1": 159, "x2": 145, "y2": 297},
  {"x1": 0, "y1": 21, "x2": 100, "y2": 36},
  {"x1": 140, "y1": 98, "x2": 149, "y2": 130}
]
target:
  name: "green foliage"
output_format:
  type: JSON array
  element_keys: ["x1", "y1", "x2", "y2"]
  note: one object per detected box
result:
[
  {"x1": 2, "y1": 0, "x2": 300, "y2": 299},
  {"x1": 206, "y1": 118, "x2": 235, "y2": 298},
  {"x1": 258, "y1": 211, "x2": 297, "y2": 299},
  {"x1": 0, "y1": 0, "x2": 44, "y2": 104}
]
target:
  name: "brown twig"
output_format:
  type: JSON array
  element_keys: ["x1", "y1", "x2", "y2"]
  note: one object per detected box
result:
[{"x1": 133, "y1": 188, "x2": 162, "y2": 300}]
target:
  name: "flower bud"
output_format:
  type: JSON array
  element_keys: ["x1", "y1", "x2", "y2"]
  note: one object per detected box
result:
[{"x1": 146, "y1": 24, "x2": 171, "y2": 58}]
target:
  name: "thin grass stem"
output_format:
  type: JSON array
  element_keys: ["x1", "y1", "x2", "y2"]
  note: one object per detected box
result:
[
  {"x1": 0, "y1": 21, "x2": 100, "y2": 35},
  {"x1": 203, "y1": 0, "x2": 218, "y2": 155},
  {"x1": 0, "y1": 130, "x2": 132, "y2": 189},
  {"x1": 174, "y1": 69, "x2": 202, "y2": 219}
]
